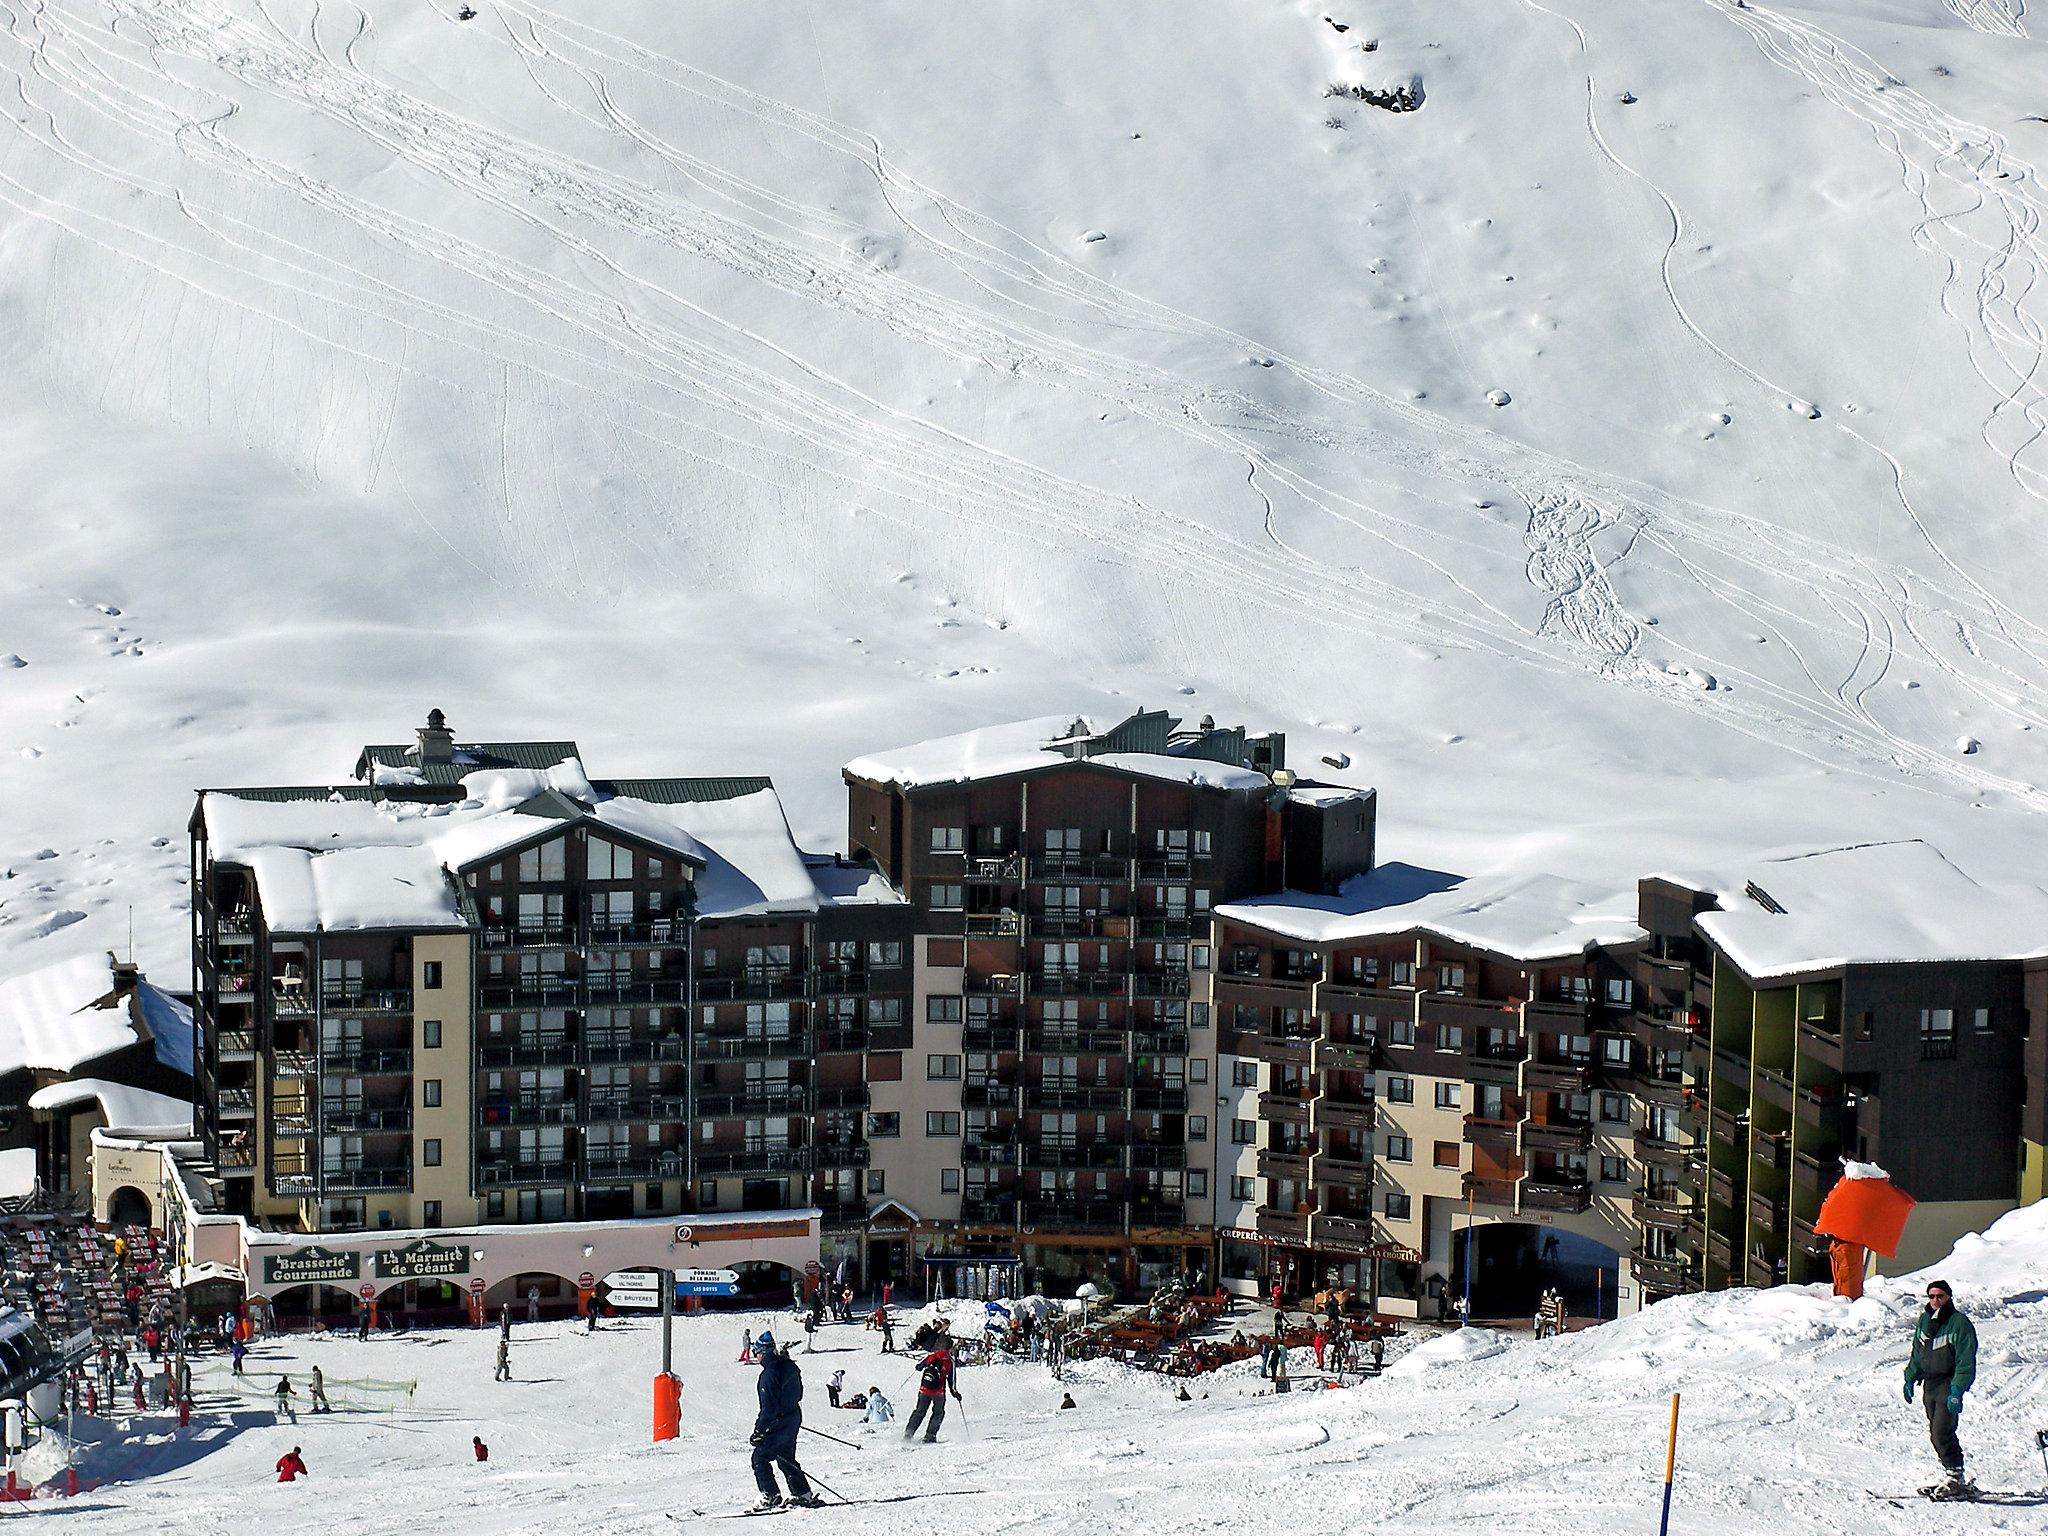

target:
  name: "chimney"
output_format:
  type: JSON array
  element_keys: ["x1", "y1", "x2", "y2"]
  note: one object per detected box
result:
[{"x1": 416, "y1": 708, "x2": 455, "y2": 766}]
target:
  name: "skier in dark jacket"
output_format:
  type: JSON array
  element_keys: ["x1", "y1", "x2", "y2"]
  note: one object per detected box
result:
[
  {"x1": 1903, "y1": 1278, "x2": 1979, "y2": 1498},
  {"x1": 748, "y1": 1338, "x2": 823, "y2": 1513},
  {"x1": 903, "y1": 1341, "x2": 960, "y2": 1443}
]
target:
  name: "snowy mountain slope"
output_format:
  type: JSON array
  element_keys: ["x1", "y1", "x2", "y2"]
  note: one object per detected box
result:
[
  {"x1": 2, "y1": 1, "x2": 2047, "y2": 980},
  {"x1": 37, "y1": 1203, "x2": 2048, "y2": 1533}
]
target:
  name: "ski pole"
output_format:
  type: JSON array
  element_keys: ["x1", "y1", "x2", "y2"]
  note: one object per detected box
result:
[
  {"x1": 1657, "y1": 1392, "x2": 1681, "y2": 1536},
  {"x1": 805, "y1": 1470, "x2": 850, "y2": 1506},
  {"x1": 800, "y1": 1425, "x2": 862, "y2": 1451}
]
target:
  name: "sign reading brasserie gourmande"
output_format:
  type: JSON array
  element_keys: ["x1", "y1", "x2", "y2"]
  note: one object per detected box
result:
[{"x1": 261, "y1": 1240, "x2": 472, "y2": 1288}]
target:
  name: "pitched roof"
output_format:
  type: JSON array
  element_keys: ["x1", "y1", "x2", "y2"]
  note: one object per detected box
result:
[
  {"x1": 354, "y1": 740, "x2": 584, "y2": 787},
  {"x1": 844, "y1": 711, "x2": 1272, "y2": 793},
  {"x1": 0, "y1": 954, "x2": 161, "y2": 1077}
]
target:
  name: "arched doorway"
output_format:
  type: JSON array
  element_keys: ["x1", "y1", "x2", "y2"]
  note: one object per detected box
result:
[
  {"x1": 106, "y1": 1185, "x2": 153, "y2": 1227},
  {"x1": 266, "y1": 1282, "x2": 363, "y2": 1329},
  {"x1": 1450, "y1": 1223, "x2": 1621, "y2": 1325},
  {"x1": 483, "y1": 1272, "x2": 581, "y2": 1323}
]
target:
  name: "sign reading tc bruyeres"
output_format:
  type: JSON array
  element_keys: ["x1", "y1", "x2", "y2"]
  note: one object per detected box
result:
[
  {"x1": 374, "y1": 1240, "x2": 471, "y2": 1281},
  {"x1": 263, "y1": 1247, "x2": 362, "y2": 1287}
]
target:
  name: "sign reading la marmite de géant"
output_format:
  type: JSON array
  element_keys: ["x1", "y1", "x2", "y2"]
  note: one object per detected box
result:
[
  {"x1": 374, "y1": 1239, "x2": 471, "y2": 1281},
  {"x1": 263, "y1": 1247, "x2": 362, "y2": 1287}
]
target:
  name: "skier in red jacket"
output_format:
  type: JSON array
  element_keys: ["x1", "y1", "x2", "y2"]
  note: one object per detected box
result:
[
  {"x1": 276, "y1": 1447, "x2": 308, "y2": 1483},
  {"x1": 903, "y1": 1342, "x2": 960, "y2": 1443},
  {"x1": 473, "y1": 1436, "x2": 489, "y2": 1462}
]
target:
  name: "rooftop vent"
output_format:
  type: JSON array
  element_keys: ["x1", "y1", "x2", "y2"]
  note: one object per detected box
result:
[
  {"x1": 415, "y1": 708, "x2": 455, "y2": 766},
  {"x1": 1744, "y1": 881, "x2": 1786, "y2": 915}
]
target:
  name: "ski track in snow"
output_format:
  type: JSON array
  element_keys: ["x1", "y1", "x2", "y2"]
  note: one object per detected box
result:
[
  {"x1": 0, "y1": 0, "x2": 2044, "y2": 809},
  {"x1": 1943, "y1": 0, "x2": 2030, "y2": 39}
]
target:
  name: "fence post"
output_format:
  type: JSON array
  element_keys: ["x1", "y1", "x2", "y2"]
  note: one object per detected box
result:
[{"x1": 1657, "y1": 1392, "x2": 1681, "y2": 1536}]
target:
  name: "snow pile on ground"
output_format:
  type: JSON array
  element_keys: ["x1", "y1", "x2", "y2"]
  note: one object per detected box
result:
[
  {"x1": 32, "y1": 1205, "x2": 2047, "y2": 1533},
  {"x1": 2, "y1": 2, "x2": 2048, "y2": 983}
]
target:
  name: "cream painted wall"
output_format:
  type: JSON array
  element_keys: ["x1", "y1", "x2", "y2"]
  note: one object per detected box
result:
[{"x1": 406, "y1": 933, "x2": 479, "y2": 1228}]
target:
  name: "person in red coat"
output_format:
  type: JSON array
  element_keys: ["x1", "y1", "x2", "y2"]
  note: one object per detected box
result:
[
  {"x1": 473, "y1": 1437, "x2": 489, "y2": 1462},
  {"x1": 902, "y1": 1343, "x2": 960, "y2": 1443},
  {"x1": 276, "y1": 1448, "x2": 308, "y2": 1483}
]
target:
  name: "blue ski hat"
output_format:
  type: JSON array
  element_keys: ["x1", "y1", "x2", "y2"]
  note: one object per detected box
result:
[{"x1": 752, "y1": 1330, "x2": 775, "y2": 1358}]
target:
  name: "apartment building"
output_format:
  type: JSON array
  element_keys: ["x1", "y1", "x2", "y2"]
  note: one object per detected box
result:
[
  {"x1": 189, "y1": 713, "x2": 909, "y2": 1252},
  {"x1": 841, "y1": 710, "x2": 1374, "y2": 1292},
  {"x1": 1638, "y1": 841, "x2": 2048, "y2": 1291},
  {"x1": 1212, "y1": 868, "x2": 1650, "y2": 1319}
]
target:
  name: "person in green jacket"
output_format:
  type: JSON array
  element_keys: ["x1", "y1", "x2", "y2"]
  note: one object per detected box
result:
[{"x1": 1902, "y1": 1277, "x2": 1978, "y2": 1498}]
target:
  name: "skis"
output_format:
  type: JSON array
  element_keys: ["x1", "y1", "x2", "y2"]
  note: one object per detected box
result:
[{"x1": 675, "y1": 1491, "x2": 986, "y2": 1520}]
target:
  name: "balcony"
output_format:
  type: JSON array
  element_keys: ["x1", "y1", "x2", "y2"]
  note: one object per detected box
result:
[
  {"x1": 1463, "y1": 1115, "x2": 1522, "y2": 1152},
  {"x1": 217, "y1": 1030, "x2": 256, "y2": 1059},
  {"x1": 1521, "y1": 1178, "x2": 1592, "y2": 1214},
  {"x1": 1258, "y1": 1148, "x2": 1309, "y2": 1181},
  {"x1": 1312, "y1": 1096, "x2": 1375, "y2": 1134},
  {"x1": 1129, "y1": 1198, "x2": 1187, "y2": 1227},
  {"x1": 816, "y1": 1195, "x2": 869, "y2": 1226},
  {"x1": 582, "y1": 976, "x2": 690, "y2": 1007},
  {"x1": 273, "y1": 1050, "x2": 316, "y2": 1078},
  {"x1": 960, "y1": 1195, "x2": 1019, "y2": 1224},
  {"x1": 1461, "y1": 1172, "x2": 1519, "y2": 1208},
  {"x1": 964, "y1": 854, "x2": 1023, "y2": 885},
  {"x1": 272, "y1": 986, "x2": 315, "y2": 1017},
  {"x1": 1132, "y1": 1030, "x2": 1190, "y2": 1056},
  {"x1": 1020, "y1": 1141, "x2": 1122, "y2": 1170},
  {"x1": 1706, "y1": 1229, "x2": 1735, "y2": 1273},
  {"x1": 962, "y1": 1080, "x2": 1017, "y2": 1109},
  {"x1": 1253, "y1": 1208, "x2": 1308, "y2": 1245},
  {"x1": 1133, "y1": 916, "x2": 1195, "y2": 941},
  {"x1": 817, "y1": 1025, "x2": 870, "y2": 1055},
  {"x1": 1131, "y1": 972, "x2": 1190, "y2": 998},
  {"x1": 696, "y1": 1144, "x2": 812, "y2": 1175},
  {"x1": 584, "y1": 919, "x2": 685, "y2": 949},
  {"x1": 565, "y1": 1094, "x2": 660, "y2": 1124},
  {"x1": 964, "y1": 973, "x2": 1024, "y2": 998},
  {"x1": 1523, "y1": 1056, "x2": 1592, "y2": 1091},
  {"x1": 1127, "y1": 1142, "x2": 1186, "y2": 1170},
  {"x1": 1018, "y1": 1199, "x2": 1122, "y2": 1231},
  {"x1": 1024, "y1": 1085, "x2": 1124, "y2": 1111},
  {"x1": 321, "y1": 1162, "x2": 412, "y2": 1192},
  {"x1": 1631, "y1": 1247, "x2": 1692, "y2": 1291},
  {"x1": 1028, "y1": 853, "x2": 1129, "y2": 883},
  {"x1": 479, "y1": 1037, "x2": 580, "y2": 1069},
  {"x1": 320, "y1": 1104, "x2": 412, "y2": 1133},
  {"x1": 1631, "y1": 1186, "x2": 1696, "y2": 1223},
  {"x1": 1312, "y1": 1152, "x2": 1374, "y2": 1189},
  {"x1": 695, "y1": 971, "x2": 807, "y2": 1002},
  {"x1": 1466, "y1": 1036, "x2": 1526, "y2": 1085},
  {"x1": 1521, "y1": 1118, "x2": 1594, "y2": 1154},
  {"x1": 585, "y1": 1151, "x2": 685, "y2": 1180},
  {"x1": 1525, "y1": 998, "x2": 1593, "y2": 1028},
  {"x1": 962, "y1": 1023, "x2": 1021, "y2": 1052},
  {"x1": 695, "y1": 1085, "x2": 812, "y2": 1118},
  {"x1": 1792, "y1": 1147, "x2": 1836, "y2": 1190},
  {"x1": 320, "y1": 1045, "x2": 412, "y2": 1076},
  {"x1": 1796, "y1": 1018, "x2": 1843, "y2": 1068},
  {"x1": 1130, "y1": 1086, "x2": 1188, "y2": 1112},
  {"x1": 1312, "y1": 1038, "x2": 1377, "y2": 1074},
  {"x1": 477, "y1": 1159, "x2": 575, "y2": 1187},
  {"x1": 695, "y1": 1032, "x2": 813, "y2": 1061},
  {"x1": 1749, "y1": 1193, "x2": 1785, "y2": 1232},
  {"x1": 1258, "y1": 1091, "x2": 1312, "y2": 1126},
  {"x1": 1029, "y1": 970, "x2": 1125, "y2": 998},
  {"x1": 1251, "y1": 1033, "x2": 1315, "y2": 1068},
  {"x1": 812, "y1": 968, "x2": 873, "y2": 996},
  {"x1": 1635, "y1": 1135, "x2": 1689, "y2": 1169},
  {"x1": 1025, "y1": 1027, "x2": 1130, "y2": 1056},
  {"x1": 1311, "y1": 1211, "x2": 1384, "y2": 1253},
  {"x1": 962, "y1": 1141, "x2": 1018, "y2": 1167},
  {"x1": 1633, "y1": 1068, "x2": 1687, "y2": 1107},
  {"x1": 1709, "y1": 1167, "x2": 1738, "y2": 1208},
  {"x1": 218, "y1": 1088, "x2": 256, "y2": 1119},
  {"x1": 320, "y1": 988, "x2": 413, "y2": 1017},
  {"x1": 814, "y1": 1084, "x2": 871, "y2": 1111},
  {"x1": 811, "y1": 1141, "x2": 871, "y2": 1169},
  {"x1": 481, "y1": 918, "x2": 581, "y2": 949},
  {"x1": 478, "y1": 978, "x2": 579, "y2": 1010},
  {"x1": 583, "y1": 1032, "x2": 691, "y2": 1065}
]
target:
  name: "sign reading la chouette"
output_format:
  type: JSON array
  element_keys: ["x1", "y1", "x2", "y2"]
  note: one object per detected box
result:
[
  {"x1": 263, "y1": 1247, "x2": 362, "y2": 1287},
  {"x1": 374, "y1": 1239, "x2": 471, "y2": 1281}
]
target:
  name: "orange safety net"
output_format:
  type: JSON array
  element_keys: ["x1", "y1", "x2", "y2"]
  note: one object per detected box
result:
[{"x1": 1816, "y1": 1175, "x2": 1916, "y2": 1258}]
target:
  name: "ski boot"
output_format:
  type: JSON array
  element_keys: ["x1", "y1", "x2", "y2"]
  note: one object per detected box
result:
[
  {"x1": 787, "y1": 1493, "x2": 826, "y2": 1509},
  {"x1": 1926, "y1": 1474, "x2": 1978, "y2": 1502},
  {"x1": 748, "y1": 1494, "x2": 785, "y2": 1514}
]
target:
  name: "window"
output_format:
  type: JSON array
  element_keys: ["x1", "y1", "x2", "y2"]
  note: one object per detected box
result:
[
  {"x1": 866, "y1": 1113, "x2": 900, "y2": 1138},
  {"x1": 423, "y1": 1138, "x2": 442, "y2": 1168},
  {"x1": 1384, "y1": 1192, "x2": 1411, "y2": 1221},
  {"x1": 1386, "y1": 1076, "x2": 1414, "y2": 1104},
  {"x1": 586, "y1": 836, "x2": 634, "y2": 880},
  {"x1": 1188, "y1": 1171, "x2": 1209, "y2": 1198},
  {"x1": 1606, "y1": 977, "x2": 1634, "y2": 1007},
  {"x1": 929, "y1": 826, "x2": 964, "y2": 853},
  {"x1": 1231, "y1": 1119, "x2": 1258, "y2": 1145},
  {"x1": 940, "y1": 1168, "x2": 961, "y2": 1193},
  {"x1": 929, "y1": 884, "x2": 964, "y2": 912},
  {"x1": 1191, "y1": 1002, "x2": 1210, "y2": 1029},
  {"x1": 1392, "y1": 960, "x2": 1415, "y2": 988},
  {"x1": 1188, "y1": 1115, "x2": 1209, "y2": 1140},
  {"x1": 1919, "y1": 1008, "x2": 1956, "y2": 1059},
  {"x1": 517, "y1": 839, "x2": 565, "y2": 882},
  {"x1": 423, "y1": 960, "x2": 443, "y2": 990},
  {"x1": 868, "y1": 998, "x2": 903, "y2": 1026},
  {"x1": 423, "y1": 1200, "x2": 441, "y2": 1226},
  {"x1": 1386, "y1": 1135, "x2": 1412, "y2": 1163},
  {"x1": 1439, "y1": 964, "x2": 1466, "y2": 992},
  {"x1": 1600, "y1": 1036, "x2": 1631, "y2": 1067},
  {"x1": 643, "y1": 1182, "x2": 663, "y2": 1209},
  {"x1": 486, "y1": 1191, "x2": 505, "y2": 1219},
  {"x1": 423, "y1": 1020, "x2": 442, "y2": 1049},
  {"x1": 1232, "y1": 1060, "x2": 1259, "y2": 1087},
  {"x1": 1190, "y1": 1058, "x2": 1209, "y2": 1083},
  {"x1": 1390, "y1": 1016, "x2": 1415, "y2": 1046},
  {"x1": 925, "y1": 1111, "x2": 962, "y2": 1136},
  {"x1": 1230, "y1": 1175, "x2": 1256, "y2": 1202},
  {"x1": 1972, "y1": 1007, "x2": 1993, "y2": 1035},
  {"x1": 866, "y1": 1170, "x2": 885, "y2": 1196},
  {"x1": 1599, "y1": 1155, "x2": 1629, "y2": 1184},
  {"x1": 1433, "y1": 1141, "x2": 1461, "y2": 1169},
  {"x1": 926, "y1": 1054, "x2": 962, "y2": 1080},
  {"x1": 927, "y1": 996, "x2": 964, "y2": 1025},
  {"x1": 1433, "y1": 1082, "x2": 1462, "y2": 1110},
  {"x1": 1645, "y1": 1105, "x2": 1680, "y2": 1144},
  {"x1": 423, "y1": 1080, "x2": 442, "y2": 1108},
  {"x1": 1598, "y1": 1091, "x2": 1630, "y2": 1124}
]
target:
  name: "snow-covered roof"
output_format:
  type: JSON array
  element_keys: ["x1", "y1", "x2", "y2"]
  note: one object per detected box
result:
[
  {"x1": 204, "y1": 761, "x2": 866, "y2": 928},
  {"x1": 1216, "y1": 864, "x2": 1644, "y2": 962},
  {"x1": 0, "y1": 954, "x2": 150, "y2": 1077},
  {"x1": 0, "y1": 1148, "x2": 35, "y2": 1202},
  {"x1": 802, "y1": 853, "x2": 907, "y2": 908},
  {"x1": 28, "y1": 1077, "x2": 193, "y2": 1135},
  {"x1": 844, "y1": 713, "x2": 1271, "y2": 793},
  {"x1": 1652, "y1": 840, "x2": 2048, "y2": 981},
  {"x1": 1286, "y1": 784, "x2": 1373, "y2": 809}
]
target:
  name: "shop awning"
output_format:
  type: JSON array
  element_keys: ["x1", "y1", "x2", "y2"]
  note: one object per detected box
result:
[{"x1": 172, "y1": 1261, "x2": 246, "y2": 1289}]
